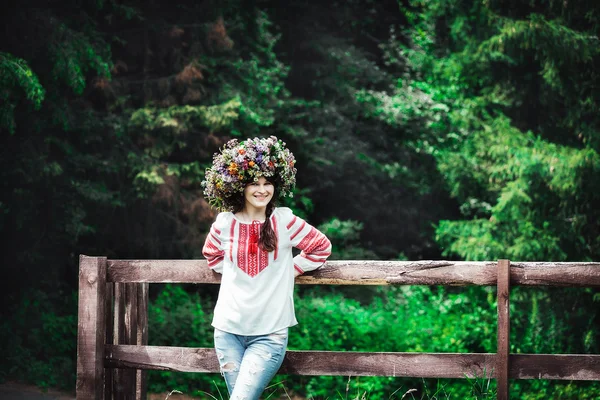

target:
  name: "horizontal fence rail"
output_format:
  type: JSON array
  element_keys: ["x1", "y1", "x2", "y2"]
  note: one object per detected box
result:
[
  {"x1": 77, "y1": 256, "x2": 600, "y2": 400},
  {"x1": 105, "y1": 345, "x2": 600, "y2": 380},
  {"x1": 107, "y1": 259, "x2": 600, "y2": 287}
]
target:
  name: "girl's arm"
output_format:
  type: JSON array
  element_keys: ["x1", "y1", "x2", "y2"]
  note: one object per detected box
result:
[
  {"x1": 202, "y1": 214, "x2": 226, "y2": 273},
  {"x1": 285, "y1": 210, "x2": 332, "y2": 276}
]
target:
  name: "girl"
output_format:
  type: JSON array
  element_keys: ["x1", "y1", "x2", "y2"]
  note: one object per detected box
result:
[{"x1": 201, "y1": 136, "x2": 331, "y2": 400}]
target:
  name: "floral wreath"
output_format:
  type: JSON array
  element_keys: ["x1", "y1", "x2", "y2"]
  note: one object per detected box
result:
[{"x1": 202, "y1": 136, "x2": 297, "y2": 212}]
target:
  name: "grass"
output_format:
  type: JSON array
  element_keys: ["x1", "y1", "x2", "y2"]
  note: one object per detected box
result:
[{"x1": 158, "y1": 374, "x2": 498, "y2": 400}]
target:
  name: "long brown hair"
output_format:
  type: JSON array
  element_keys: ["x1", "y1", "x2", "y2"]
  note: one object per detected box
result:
[
  {"x1": 259, "y1": 201, "x2": 277, "y2": 252},
  {"x1": 232, "y1": 185, "x2": 278, "y2": 252}
]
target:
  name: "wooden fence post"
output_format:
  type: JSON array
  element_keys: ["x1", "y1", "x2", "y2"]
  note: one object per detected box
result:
[
  {"x1": 113, "y1": 283, "x2": 146, "y2": 400},
  {"x1": 136, "y1": 283, "x2": 149, "y2": 400},
  {"x1": 123, "y1": 283, "x2": 138, "y2": 398},
  {"x1": 76, "y1": 255, "x2": 108, "y2": 400},
  {"x1": 113, "y1": 283, "x2": 124, "y2": 400},
  {"x1": 112, "y1": 283, "x2": 133, "y2": 400},
  {"x1": 497, "y1": 259, "x2": 511, "y2": 400},
  {"x1": 105, "y1": 282, "x2": 114, "y2": 400}
]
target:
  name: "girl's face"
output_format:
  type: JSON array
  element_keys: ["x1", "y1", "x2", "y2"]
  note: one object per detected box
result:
[{"x1": 243, "y1": 176, "x2": 274, "y2": 210}]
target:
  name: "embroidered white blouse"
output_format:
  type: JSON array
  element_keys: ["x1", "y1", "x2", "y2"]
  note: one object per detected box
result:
[{"x1": 202, "y1": 207, "x2": 332, "y2": 335}]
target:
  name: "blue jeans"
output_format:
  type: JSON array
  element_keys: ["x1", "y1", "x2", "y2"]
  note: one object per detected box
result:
[{"x1": 213, "y1": 327, "x2": 288, "y2": 400}]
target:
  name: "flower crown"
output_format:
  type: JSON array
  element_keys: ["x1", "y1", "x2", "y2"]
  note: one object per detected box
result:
[{"x1": 202, "y1": 136, "x2": 297, "y2": 211}]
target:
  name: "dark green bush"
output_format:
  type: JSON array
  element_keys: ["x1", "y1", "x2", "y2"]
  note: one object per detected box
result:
[
  {"x1": 1, "y1": 283, "x2": 598, "y2": 399},
  {"x1": 144, "y1": 284, "x2": 600, "y2": 399},
  {"x1": 0, "y1": 289, "x2": 77, "y2": 390}
]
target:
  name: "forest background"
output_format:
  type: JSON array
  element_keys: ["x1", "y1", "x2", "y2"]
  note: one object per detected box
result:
[{"x1": 1, "y1": 0, "x2": 600, "y2": 398}]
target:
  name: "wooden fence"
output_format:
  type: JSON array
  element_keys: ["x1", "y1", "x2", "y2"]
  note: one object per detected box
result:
[{"x1": 76, "y1": 256, "x2": 600, "y2": 400}]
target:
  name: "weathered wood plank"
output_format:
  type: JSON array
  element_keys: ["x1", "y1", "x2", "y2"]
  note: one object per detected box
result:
[
  {"x1": 112, "y1": 283, "x2": 126, "y2": 400},
  {"x1": 510, "y1": 262, "x2": 600, "y2": 286},
  {"x1": 76, "y1": 256, "x2": 107, "y2": 400},
  {"x1": 108, "y1": 260, "x2": 220, "y2": 284},
  {"x1": 122, "y1": 284, "x2": 137, "y2": 399},
  {"x1": 281, "y1": 351, "x2": 494, "y2": 378},
  {"x1": 106, "y1": 259, "x2": 600, "y2": 287},
  {"x1": 135, "y1": 284, "x2": 148, "y2": 400},
  {"x1": 496, "y1": 259, "x2": 510, "y2": 400},
  {"x1": 104, "y1": 283, "x2": 114, "y2": 400},
  {"x1": 510, "y1": 354, "x2": 600, "y2": 380},
  {"x1": 105, "y1": 346, "x2": 600, "y2": 380},
  {"x1": 105, "y1": 345, "x2": 495, "y2": 378}
]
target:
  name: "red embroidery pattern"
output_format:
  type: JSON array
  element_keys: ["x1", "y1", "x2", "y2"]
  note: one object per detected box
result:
[
  {"x1": 286, "y1": 216, "x2": 297, "y2": 230},
  {"x1": 203, "y1": 240, "x2": 223, "y2": 267},
  {"x1": 308, "y1": 236, "x2": 330, "y2": 254},
  {"x1": 237, "y1": 223, "x2": 269, "y2": 277},
  {"x1": 238, "y1": 223, "x2": 247, "y2": 270},
  {"x1": 301, "y1": 253, "x2": 327, "y2": 263},
  {"x1": 209, "y1": 231, "x2": 221, "y2": 245},
  {"x1": 248, "y1": 222, "x2": 259, "y2": 255},
  {"x1": 271, "y1": 215, "x2": 278, "y2": 260},
  {"x1": 290, "y1": 221, "x2": 306, "y2": 241},
  {"x1": 229, "y1": 219, "x2": 237, "y2": 262},
  {"x1": 297, "y1": 227, "x2": 318, "y2": 250}
]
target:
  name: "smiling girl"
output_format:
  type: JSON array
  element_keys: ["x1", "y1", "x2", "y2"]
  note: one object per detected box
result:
[{"x1": 201, "y1": 136, "x2": 331, "y2": 400}]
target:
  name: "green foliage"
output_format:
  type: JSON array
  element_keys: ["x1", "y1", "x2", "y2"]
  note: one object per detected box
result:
[
  {"x1": 48, "y1": 20, "x2": 112, "y2": 96},
  {"x1": 201, "y1": 9, "x2": 293, "y2": 137},
  {"x1": 127, "y1": 98, "x2": 242, "y2": 195},
  {"x1": 373, "y1": 0, "x2": 600, "y2": 262},
  {"x1": 317, "y1": 218, "x2": 378, "y2": 260},
  {"x1": 129, "y1": 98, "x2": 241, "y2": 136},
  {"x1": 435, "y1": 123, "x2": 600, "y2": 260},
  {"x1": 149, "y1": 284, "x2": 214, "y2": 347},
  {"x1": 143, "y1": 283, "x2": 600, "y2": 399},
  {"x1": 0, "y1": 289, "x2": 77, "y2": 390},
  {"x1": 480, "y1": 13, "x2": 597, "y2": 87},
  {"x1": 0, "y1": 52, "x2": 45, "y2": 133},
  {"x1": 146, "y1": 284, "x2": 225, "y2": 396}
]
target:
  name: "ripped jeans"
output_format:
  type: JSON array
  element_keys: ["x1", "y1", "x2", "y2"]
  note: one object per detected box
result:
[{"x1": 213, "y1": 327, "x2": 288, "y2": 400}]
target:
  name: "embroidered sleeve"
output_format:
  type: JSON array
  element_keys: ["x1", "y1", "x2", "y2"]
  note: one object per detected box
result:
[
  {"x1": 282, "y1": 208, "x2": 332, "y2": 275},
  {"x1": 202, "y1": 213, "x2": 227, "y2": 273}
]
